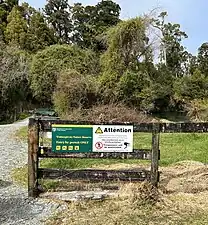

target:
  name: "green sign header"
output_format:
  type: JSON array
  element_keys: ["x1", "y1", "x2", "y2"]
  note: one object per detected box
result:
[{"x1": 52, "y1": 125, "x2": 93, "y2": 153}]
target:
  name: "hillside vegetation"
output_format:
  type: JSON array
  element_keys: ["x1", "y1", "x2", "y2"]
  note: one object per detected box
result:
[{"x1": 1, "y1": 0, "x2": 208, "y2": 122}]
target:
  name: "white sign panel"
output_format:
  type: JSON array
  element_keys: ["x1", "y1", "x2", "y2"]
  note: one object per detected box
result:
[{"x1": 92, "y1": 125, "x2": 133, "y2": 152}]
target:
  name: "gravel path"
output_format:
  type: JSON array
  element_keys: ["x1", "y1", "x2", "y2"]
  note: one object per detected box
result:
[{"x1": 0, "y1": 119, "x2": 65, "y2": 225}]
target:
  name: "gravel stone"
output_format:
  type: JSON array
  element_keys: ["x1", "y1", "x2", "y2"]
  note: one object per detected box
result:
[{"x1": 0, "y1": 119, "x2": 66, "y2": 225}]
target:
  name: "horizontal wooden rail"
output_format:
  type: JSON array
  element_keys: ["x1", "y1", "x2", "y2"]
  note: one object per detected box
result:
[
  {"x1": 38, "y1": 168, "x2": 151, "y2": 182},
  {"x1": 38, "y1": 119, "x2": 208, "y2": 133},
  {"x1": 38, "y1": 147, "x2": 160, "y2": 160}
]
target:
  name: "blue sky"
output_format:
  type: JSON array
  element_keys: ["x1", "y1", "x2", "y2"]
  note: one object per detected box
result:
[{"x1": 23, "y1": 0, "x2": 208, "y2": 55}]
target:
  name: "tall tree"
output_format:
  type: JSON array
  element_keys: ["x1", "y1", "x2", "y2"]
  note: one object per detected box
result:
[
  {"x1": 4, "y1": 5, "x2": 27, "y2": 48},
  {"x1": 44, "y1": 0, "x2": 72, "y2": 44},
  {"x1": 0, "y1": 43, "x2": 30, "y2": 121},
  {"x1": 0, "y1": 0, "x2": 19, "y2": 39},
  {"x1": 71, "y1": 0, "x2": 121, "y2": 51},
  {"x1": 154, "y1": 12, "x2": 188, "y2": 77},
  {"x1": 198, "y1": 42, "x2": 208, "y2": 76},
  {"x1": 25, "y1": 11, "x2": 56, "y2": 52},
  {"x1": 99, "y1": 17, "x2": 151, "y2": 105}
]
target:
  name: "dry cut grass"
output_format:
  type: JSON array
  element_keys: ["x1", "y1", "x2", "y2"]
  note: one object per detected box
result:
[{"x1": 46, "y1": 161, "x2": 208, "y2": 225}]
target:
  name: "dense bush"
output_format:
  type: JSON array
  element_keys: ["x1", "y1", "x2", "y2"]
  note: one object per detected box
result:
[
  {"x1": 53, "y1": 69, "x2": 99, "y2": 117},
  {"x1": 0, "y1": 43, "x2": 30, "y2": 121},
  {"x1": 30, "y1": 44, "x2": 99, "y2": 103}
]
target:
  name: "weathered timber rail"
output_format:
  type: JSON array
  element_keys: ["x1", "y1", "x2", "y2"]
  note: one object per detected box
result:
[{"x1": 28, "y1": 118, "x2": 208, "y2": 198}]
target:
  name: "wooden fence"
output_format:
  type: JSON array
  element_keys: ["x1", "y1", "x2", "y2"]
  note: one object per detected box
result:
[{"x1": 28, "y1": 118, "x2": 208, "y2": 197}]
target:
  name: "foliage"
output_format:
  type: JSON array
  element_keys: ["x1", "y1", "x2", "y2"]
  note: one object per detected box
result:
[
  {"x1": 154, "y1": 12, "x2": 188, "y2": 77},
  {"x1": 25, "y1": 11, "x2": 56, "y2": 52},
  {"x1": 0, "y1": 0, "x2": 19, "y2": 39},
  {"x1": 174, "y1": 69, "x2": 208, "y2": 101},
  {"x1": 2, "y1": 0, "x2": 208, "y2": 121},
  {"x1": 44, "y1": 0, "x2": 72, "y2": 44},
  {"x1": 4, "y1": 5, "x2": 27, "y2": 48},
  {"x1": 100, "y1": 17, "x2": 150, "y2": 103},
  {"x1": 0, "y1": 43, "x2": 30, "y2": 121},
  {"x1": 71, "y1": 0, "x2": 121, "y2": 51},
  {"x1": 30, "y1": 44, "x2": 99, "y2": 103},
  {"x1": 53, "y1": 69, "x2": 98, "y2": 116},
  {"x1": 186, "y1": 98, "x2": 208, "y2": 122},
  {"x1": 198, "y1": 42, "x2": 208, "y2": 76}
]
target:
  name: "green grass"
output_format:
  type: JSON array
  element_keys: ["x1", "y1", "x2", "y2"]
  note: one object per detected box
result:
[
  {"x1": 15, "y1": 126, "x2": 28, "y2": 141},
  {"x1": 15, "y1": 126, "x2": 208, "y2": 169},
  {"x1": 41, "y1": 132, "x2": 208, "y2": 169}
]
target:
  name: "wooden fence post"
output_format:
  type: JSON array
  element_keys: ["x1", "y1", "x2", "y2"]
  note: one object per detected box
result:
[
  {"x1": 28, "y1": 118, "x2": 39, "y2": 197},
  {"x1": 151, "y1": 123, "x2": 160, "y2": 187}
]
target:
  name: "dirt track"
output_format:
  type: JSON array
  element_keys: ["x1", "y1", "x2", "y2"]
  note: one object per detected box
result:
[{"x1": 0, "y1": 119, "x2": 65, "y2": 225}]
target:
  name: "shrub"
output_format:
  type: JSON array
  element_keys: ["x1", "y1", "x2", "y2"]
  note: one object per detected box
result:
[
  {"x1": 30, "y1": 44, "x2": 99, "y2": 103},
  {"x1": 53, "y1": 69, "x2": 99, "y2": 116},
  {"x1": 186, "y1": 98, "x2": 208, "y2": 122}
]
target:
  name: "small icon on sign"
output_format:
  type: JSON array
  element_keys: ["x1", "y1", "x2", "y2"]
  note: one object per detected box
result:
[
  {"x1": 124, "y1": 142, "x2": 130, "y2": 149},
  {"x1": 62, "y1": 146, "x2": 67, "y2": 150},
  {"x1": 95, "y1": 127, "x2": 103, "y2": 134},
  {"x1": 56, "y1": 146, "x2": 61, "y2": 150},
  {"x1": 95, "y1": 142, "x2": 103, "y2": 149},
  {"x1": 75, "y1": 146, "x2": 80, "y2": 150},
  {"x1": 68, "y1": 146, "x2": 73, "y2": 150}
]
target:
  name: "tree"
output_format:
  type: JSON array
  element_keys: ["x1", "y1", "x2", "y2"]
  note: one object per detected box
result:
[
  {"x1": 30, "y1": 44, "x2": 99, "y2": 103},
  {"x1": 0, "y1": 0, "x2": 19, "y2": 39},
  {"x1": 71, "y1": 0, "x2": 121, "y2": 51},
  {"x1": 0, "y1": 43, "x2": 30, "y2": 121},
  {"x1": 44, "y1": 0, "x2": 72, "y2": 44},
  {"x1": 198, "y1": 42, "x2": 208, "y2": 76},
  {"x1": 4, "y1": 5, "x2": 27, "y2": 48},
  {"x1": 25, "y1": 11, "x2": 56, "y2": 52},
  {"x1": 71, "y1": 3, "x2": 93, "y2": 48},
  {"x1": 100, "y1": 17, "x2": 149, "y2": 89},
  {"x1": 154, "y1": 12, "x2": 188, "y2": 77},
  {"x1": 174, "y1": 69, "x2": 208, "y2": 101},
  {"x1": 93, "y1": 0, "x2": 121, "y2": 31}
]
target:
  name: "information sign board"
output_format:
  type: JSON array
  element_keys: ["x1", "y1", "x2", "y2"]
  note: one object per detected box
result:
[{"x1": 52, "y1": 124, "x2": 133, "y2": 153}]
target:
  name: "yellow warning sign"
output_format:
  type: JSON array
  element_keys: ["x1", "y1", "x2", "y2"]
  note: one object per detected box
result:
[{"x1": 95, "y1": 127, "x2": 103, "y2": 134}]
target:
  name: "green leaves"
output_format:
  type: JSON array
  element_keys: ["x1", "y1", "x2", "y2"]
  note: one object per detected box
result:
[
  {"x1": 154, "y1": 12, "x2": 188, "y2": 77},
  {"x1": 44, "y1": 0, "x2": 72, "y2": 44},
  {"x1": 71, "y1": 0, "x2": 120, "y2": 51},
  {"x1": 0, "y1": 44, "x2": 30, "y2": 120},
  {"x1": 25, "y1": 11, "x2": 56, "y2": 52},
  {"x1": 30, "y1": 45, "x2": 99, "y2": 103},
  {"x1": 4, "y1": 6, "x2": 27, "y2": 48}
]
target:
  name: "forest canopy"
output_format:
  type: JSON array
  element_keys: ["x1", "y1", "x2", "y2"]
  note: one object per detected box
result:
[{"x1": 0, "y1": 0, "x2": 208, "y2": 122}]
